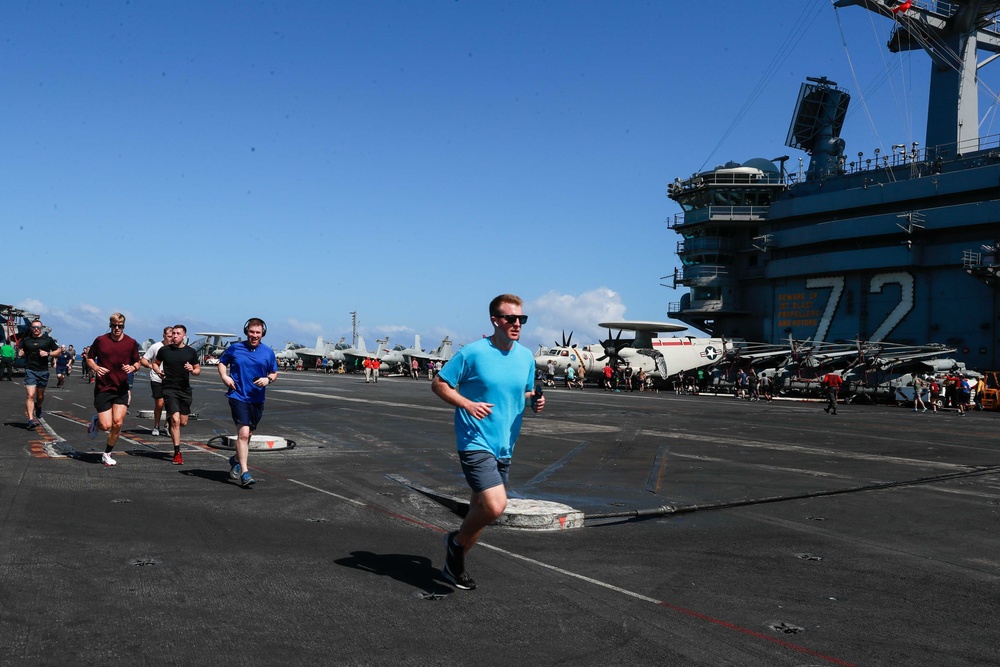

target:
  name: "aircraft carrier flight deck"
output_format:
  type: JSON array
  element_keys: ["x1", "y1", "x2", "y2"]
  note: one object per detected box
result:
[{"x1": 2, "y1": 370, "x2": 998, "y2": 666}]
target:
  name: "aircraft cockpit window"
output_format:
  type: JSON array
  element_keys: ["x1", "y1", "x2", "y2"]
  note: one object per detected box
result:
[{"x1": 560, "y1": 350, "x2": 569, "y2": 356}]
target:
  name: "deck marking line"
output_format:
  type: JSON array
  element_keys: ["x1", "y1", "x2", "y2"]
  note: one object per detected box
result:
[
  {"x1": 522, "y1": 441, "x2": 589, "y2": 488},
  {"x1": 647, "y1": 443, "x2": 670, "y2": 494},
  {"x1": 275, "y1": 389, "x2": 453, "y2": 413},
  {"x1": 289, "y1": 473, "x2": 857, "y2": 666},
  {"x1": 479, "y1": 541, "x2": 859, "y2": 667}
]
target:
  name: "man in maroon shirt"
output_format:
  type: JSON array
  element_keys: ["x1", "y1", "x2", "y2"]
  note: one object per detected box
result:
[{"x1": 86, "y1": 313, "x2": 141, "y2": 467}]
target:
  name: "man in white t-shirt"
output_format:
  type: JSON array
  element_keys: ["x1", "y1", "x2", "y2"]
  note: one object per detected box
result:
[{"x1": 139, "y1": 326, "x2": 172, "y2": 436}]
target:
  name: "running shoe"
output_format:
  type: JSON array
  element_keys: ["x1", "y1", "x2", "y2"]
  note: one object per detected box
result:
[
  {"x1": 151, "y1": 427, "x2": 160, "y2": 437},
  {"x1": 229, "y1": 456, "x2": 242, "y2": 480},
  {"x1": 87, "y1": 414, "x2": 99, "y2": 439},
  {"x1": 102, "y1": 452, "x2": 117, "y2": 467},
  {"x1": 442, "y1": 531, "x2": 476, "y2": 590},
  {"x1": 26, "y1": 419, "x2": 37, "y2": 430},
  {"x1": 172, "y1": 452, "x2": 183, "y2": 465},
  {"x1": 240, "y1": 471, "x2": 255, "y2": 488}
]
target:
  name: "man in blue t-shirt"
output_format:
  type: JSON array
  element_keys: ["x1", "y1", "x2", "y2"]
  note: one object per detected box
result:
[
  {"x1": 432, "y1": 293, "x2": 545, "y2": 590},
  {"x1": 217, "y1": 318, "x2": 278, "y2": 488}
]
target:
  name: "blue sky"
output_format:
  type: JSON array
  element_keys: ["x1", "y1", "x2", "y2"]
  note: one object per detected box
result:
[{"x1": 4, "y1": 0, "x2": 974, "y2": 352}]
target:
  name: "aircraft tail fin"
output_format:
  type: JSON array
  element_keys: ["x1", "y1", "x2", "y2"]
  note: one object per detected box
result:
[{"x1": 435, "y1": 337, "x2": 454, "y2": 360}]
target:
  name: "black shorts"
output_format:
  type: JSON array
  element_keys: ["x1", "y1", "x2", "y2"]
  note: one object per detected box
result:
[
  {"x1": 150, "y1": 381, "x2": 164, "y2": 400},
  {"x1": 163, "y1": 387, "x2": 193, "y2": 416},
  {"x1": 228, "y1": 397, "x2": 263, "y2": 431},
  {"x1": 94, "y1": 387, "x2": 129, "y2": 413}
]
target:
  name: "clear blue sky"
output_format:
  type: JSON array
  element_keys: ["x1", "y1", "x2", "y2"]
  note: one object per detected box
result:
[{"x1": 4, "y1": 0, "x2": 970, "y2": 352}]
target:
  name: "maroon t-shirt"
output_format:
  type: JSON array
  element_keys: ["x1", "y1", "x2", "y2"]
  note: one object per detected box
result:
[{"x1": 89, "y1": 333, "x2": 140, "y2": 393}]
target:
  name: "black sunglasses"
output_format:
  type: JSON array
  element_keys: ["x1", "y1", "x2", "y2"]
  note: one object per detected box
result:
[
  {"x1": 110, "y1": 324, "x2": 124, "y2": 329},
  {"x1": 495, "y1": 314, "x2": 528, "y2": 325}
]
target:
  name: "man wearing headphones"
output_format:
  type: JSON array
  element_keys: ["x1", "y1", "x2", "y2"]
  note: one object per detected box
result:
[{"x1": 217, "y1": 318, "x2": 278, "y2": 488}]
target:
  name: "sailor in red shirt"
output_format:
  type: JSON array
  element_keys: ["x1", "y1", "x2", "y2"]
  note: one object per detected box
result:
[{"x1": 822, "y1": 372, "x2": 843, "y2": 415}]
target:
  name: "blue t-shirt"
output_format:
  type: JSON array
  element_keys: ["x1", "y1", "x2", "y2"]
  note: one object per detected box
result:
[
  {"x1": 219, "y1": 341, "x2": 278, "y2": 404},
  {"x1": 437, "y1": 337, "x2": 535, "y2": 459}
]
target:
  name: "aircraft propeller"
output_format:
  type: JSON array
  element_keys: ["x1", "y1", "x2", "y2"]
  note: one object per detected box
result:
[{"x1": 597, "y1": 328, "x2": 629, "y2": 366}]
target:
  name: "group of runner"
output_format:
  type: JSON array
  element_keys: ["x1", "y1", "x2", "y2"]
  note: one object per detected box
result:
[
  {"x1": 16, "y1": 314, "x2": 277, "y2": 489},
  {"x1": 18, "y1": 295, "x2": 543, "y2": 588}
]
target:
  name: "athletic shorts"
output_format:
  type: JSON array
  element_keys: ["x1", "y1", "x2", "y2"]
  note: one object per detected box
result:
[
  {"x1": 228, "y1": 397, "x2": 263, "y2": 431},
  {"x1": 458, "y1": 450, "x2": 510, "y2": 492},
  {"x1": 94, "y1": 388, "x2": 130, "y2": 413},
  {"x1": 23, "y1": 369, "x2": 49, "y2": 387},
  {"x1": 150, "y1": 381, "x2": 164, "y2": 400},
  {"x1": 163, "y1": 387, "x2": 193, "y2": 416}
]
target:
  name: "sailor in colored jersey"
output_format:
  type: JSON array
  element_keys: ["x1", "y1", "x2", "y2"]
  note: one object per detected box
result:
[
  {"x1": 153, "y1": 324, "x2": 201, "y2": 465},
  {"x1": 18, "y1": 319, "x2": 61, "y2": 429},
  {"x1": 217, "y1": 318, "x2": 278, "y2": 488},
  {"x1": 431, "y1": 293, "x2": 544, "y2": 590},
  {"x1": 85, "y1": 313, "x2": 141, "y2": 467}
]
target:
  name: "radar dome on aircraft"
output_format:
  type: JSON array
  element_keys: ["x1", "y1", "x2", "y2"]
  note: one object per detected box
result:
[{"x1": 742, "y1": 158, "x2": 780, "y2": 173}]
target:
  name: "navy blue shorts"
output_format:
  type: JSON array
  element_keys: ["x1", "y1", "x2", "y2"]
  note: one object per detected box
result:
[
  {"x1": 24, "y1": 369, "x2": 49, "y2": 387},
  {"x1": 228, "y1": 397, "x2": 263, "y2": 431},
  {"x1": 458, "y1": 450, "x2": 510, "y2": 492}
]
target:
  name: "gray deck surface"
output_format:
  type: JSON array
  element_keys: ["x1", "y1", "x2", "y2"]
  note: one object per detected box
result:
[{"x1": 2, "y1": 370, "x2": 998, "y2": 666}]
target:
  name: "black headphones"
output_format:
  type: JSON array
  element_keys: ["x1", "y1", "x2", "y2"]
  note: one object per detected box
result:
[{"x1": 244, "y1": 318, "x2": 267, "y2": 337}]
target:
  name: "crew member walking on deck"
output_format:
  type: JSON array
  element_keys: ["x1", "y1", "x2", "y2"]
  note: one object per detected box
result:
[
  {"x1": 153, "y1": 324, "x2": 201, "y2": 464},
  {"x1": 85, "y1": 313, "x2": 141, "y2": 467},
  {"x1": 913, "y1": 375, "x2": 928, "y2": 413},
  {"x1": 0, "y1": 338, "x2": 15, "y2": 381},
  {"x1": 822, "y1": 372, "x2": 843, "y2": 415},
  {"x1": 217, "y1": 318, "x2": 278, "y2": 488},
  {"x1": 431, "y1": 294, "x2": 544, "y2": 590},
  {"x1": 17, "y1": 319, "x2": 60, "y2": 430}
]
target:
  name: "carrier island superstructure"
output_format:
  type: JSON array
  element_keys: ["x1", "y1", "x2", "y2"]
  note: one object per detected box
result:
[{"x1": 666, "y1": 0, "x2": 1000, "y2": 369}]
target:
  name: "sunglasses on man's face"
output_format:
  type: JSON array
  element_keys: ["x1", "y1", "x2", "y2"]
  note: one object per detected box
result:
[
  {"x1": 110, "y1": 324, "x2": 124, "y2": 330},
  {"x1": 495, "y1": 314, "x2": 528, "y2": 325},
  {"x1": 31, "y1": 326, "x2": 42, "y2": 330}
]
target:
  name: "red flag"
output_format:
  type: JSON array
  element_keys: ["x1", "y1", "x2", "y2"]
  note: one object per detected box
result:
[{"x1": 891, "y1": 0, "x2": 912, "y2": 13}]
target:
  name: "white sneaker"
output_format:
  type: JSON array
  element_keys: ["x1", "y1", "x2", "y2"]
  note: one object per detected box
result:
[
  {"x1": 101, "y1": 452, "x2": 117, "y2": 467},
  {"x1": 87, "y1": 415, "x2": 99, "y2": 439},
  {"x1": 151, "y1": 428, "x2": 160, "y2": 436}
]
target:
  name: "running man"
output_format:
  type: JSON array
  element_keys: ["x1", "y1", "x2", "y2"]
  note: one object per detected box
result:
[
  {"x1": 153, "y1": 324, "x2": 201, "y2": 464},
  {"x1": 55, "y1": 345, "x2": 69, "y2": 387},
  {"x1": 431, "y1": 294, "x2": 544, "y2": 590},
  {"x1": 217, "y1": 318, "x2": 278, "y2": 488},
  {"x1": 17, "y1": 319, "x2": 60, "y2": 429},
  {"x1": 139, "y1": 326, "x2": 173, "y2": 436},
  {"x1": 86, "y1": 313, "x2": 141, "y2": 467}
]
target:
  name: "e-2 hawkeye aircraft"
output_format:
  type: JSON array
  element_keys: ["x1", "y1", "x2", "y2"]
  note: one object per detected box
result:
[{"x1": 534, "y1": 321, "x2": 728, "y2": 385}]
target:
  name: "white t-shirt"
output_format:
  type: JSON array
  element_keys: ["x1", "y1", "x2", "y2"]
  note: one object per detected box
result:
[{"x1": 144, "y1": 341, "x2": 165, "y2": 383}]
